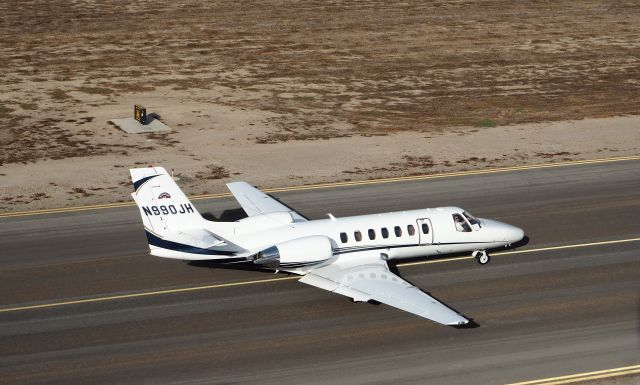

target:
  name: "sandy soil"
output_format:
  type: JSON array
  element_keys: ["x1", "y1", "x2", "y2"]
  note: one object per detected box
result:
[
  {"x1": 1, "y1": 1, "x2": 639, "y2": 211},
  {"x1": 1, "y1": 114, "x2": 638, "y2": 212}
]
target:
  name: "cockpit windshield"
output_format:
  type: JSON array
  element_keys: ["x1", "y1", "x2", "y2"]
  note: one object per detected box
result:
[
  {"x1": 463, "y1": 211, "x2": 481, "y2": 230},
  {"x1": 452, "y1": 213, "x2": 472, "y2": 232}
]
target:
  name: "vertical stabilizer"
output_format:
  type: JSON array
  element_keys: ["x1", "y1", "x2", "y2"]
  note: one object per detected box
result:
[
  {"x1": 129, "y1": 166, "x2": 245, "y2": 260},
  {"x1": 130, "y1": 167, "x2": 203, "y2": 235}
]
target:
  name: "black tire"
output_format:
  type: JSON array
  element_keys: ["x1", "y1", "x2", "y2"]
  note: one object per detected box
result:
[{"x1": 477, "y1": 252, "x2": 490, "y2": 265}]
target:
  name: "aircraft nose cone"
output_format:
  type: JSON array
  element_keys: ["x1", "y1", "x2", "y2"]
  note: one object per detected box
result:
[
  {"x1": 479, "y1": 219, "x2": 525, "y2": 245},
  {"x1": 507, "y1": 225, "x2": 525, "y2": 244}
]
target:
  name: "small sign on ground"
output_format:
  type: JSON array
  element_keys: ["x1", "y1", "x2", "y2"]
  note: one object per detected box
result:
[{"x1": 110, "y1": 106, "x2": 172, "y2": 133}]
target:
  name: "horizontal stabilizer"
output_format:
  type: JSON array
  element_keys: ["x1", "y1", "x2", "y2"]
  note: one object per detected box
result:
[{"x1": 226, "y1": 181, "x2": 307, "y2": 221}]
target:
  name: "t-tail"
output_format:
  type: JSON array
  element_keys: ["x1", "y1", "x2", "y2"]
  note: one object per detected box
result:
[{"x1": 130, "y1": 167, "x2": 245, "y2": 261}]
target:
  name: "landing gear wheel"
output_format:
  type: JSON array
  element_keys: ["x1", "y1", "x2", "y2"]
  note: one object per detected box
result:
[{"x1": 473, "y1": 250, "x2": 490, "y2": 265}]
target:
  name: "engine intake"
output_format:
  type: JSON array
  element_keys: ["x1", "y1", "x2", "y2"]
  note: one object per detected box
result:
[{"x1": 253, "y1": 235, "x2": 333, "y2": 269}]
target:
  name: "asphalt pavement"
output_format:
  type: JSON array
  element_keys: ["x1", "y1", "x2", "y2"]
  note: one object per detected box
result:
[{"x1": 0, "y1": 159, "x2": 638, "y2": 385}]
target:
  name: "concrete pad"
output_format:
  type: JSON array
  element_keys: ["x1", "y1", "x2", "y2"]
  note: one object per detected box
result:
[{"x1": 110, "y1": 115, "x2": 172, "y2": 133}]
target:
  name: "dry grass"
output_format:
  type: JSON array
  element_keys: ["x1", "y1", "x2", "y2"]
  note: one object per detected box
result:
[
  {"x1": 76, "y1": 86, "x2": 112, "y2": 95},
  {"x1": 49, "y1": 89, "x2": 72, "y2": 101},
  {"x1": 19, "y1": 102, "x2": 39, "y2": 110},
  {"x1": 1, "y1": 1, "x2": 639, "y2": 163},
  {"x1": 344, "y1": 155, "x2": 436, "y2": 175},
  {"x1": 0, "y1": 105, "x2": 15, "y2": 118},
  {"x1": 195, "y1": 164, "x2": 230, "y2": 180}
]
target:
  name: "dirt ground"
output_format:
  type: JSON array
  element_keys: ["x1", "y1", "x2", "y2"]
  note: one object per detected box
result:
[{"x1": 1, "y1": 1, "x2": 639, "y2": 212}]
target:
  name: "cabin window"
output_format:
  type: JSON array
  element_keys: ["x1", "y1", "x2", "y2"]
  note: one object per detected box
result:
[
  {"x1": 421, "y1": 223, "x2": 430, "y2": 234},
  {"x1": 340, "y1": 232, "x2": 348, "y2": 243},
  {"x1": 354, "y1": 231, "x2": 363, "y2": 241},
  {"x1": 368, "y1": 229, "x2": 376, "y2": 240},
  {"x1": 453, "y1": 214, "x2": 472, "y2": 232},
  {"x1": 407, "y1": 224, "x2": 415, "y2": 236},
  {"x1": 381, "y1": 227, "x2": 389, "y2": 239},
  {"x1": 394, "y1": 226, "x2": 402, "y2": 237}
]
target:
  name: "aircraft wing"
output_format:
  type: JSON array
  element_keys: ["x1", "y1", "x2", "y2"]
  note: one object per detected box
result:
[
  {"x1": 299, "y1": 253, "x2": 469, "y2": 326},
  {"x1": 226, "y1": 182, "x2": 307, "y2": 221}
]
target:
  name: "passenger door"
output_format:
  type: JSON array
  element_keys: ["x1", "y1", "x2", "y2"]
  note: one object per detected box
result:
[{"x1": 417, "y1": 218, "x2": 433, "y2": 245}]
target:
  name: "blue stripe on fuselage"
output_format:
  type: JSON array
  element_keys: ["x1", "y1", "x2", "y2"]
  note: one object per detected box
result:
[{"x1": 145, "y1": 230, "x2": 239, "y2": 257}]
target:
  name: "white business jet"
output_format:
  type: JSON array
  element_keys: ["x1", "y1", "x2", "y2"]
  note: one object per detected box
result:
[{"x1": 131, "y1": 167, "x2": 524, "y2": 326}]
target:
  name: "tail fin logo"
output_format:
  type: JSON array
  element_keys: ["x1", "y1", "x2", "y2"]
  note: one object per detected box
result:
[{"x1": 158, "y1": 192, "x2": 171, "y2": 199}]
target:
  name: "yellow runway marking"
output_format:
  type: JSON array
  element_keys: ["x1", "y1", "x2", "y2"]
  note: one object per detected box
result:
[
  {"x1": 0, "y1": 276, "x2": 299, "y2": 314},
  {"x1": 1, "y1": 154, "x2": 639, "y2": 219},
  {"x1": 506, "y1": 363, "x2": 640, "y2": 385},
  {"x1": 1, "y1": 236, "x2": 638, "y2": 314}
]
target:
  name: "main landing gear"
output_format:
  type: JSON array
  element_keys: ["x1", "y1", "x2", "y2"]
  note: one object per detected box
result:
[{"x1": 472, "y1": 250, "x2": 490, "y2": 265}]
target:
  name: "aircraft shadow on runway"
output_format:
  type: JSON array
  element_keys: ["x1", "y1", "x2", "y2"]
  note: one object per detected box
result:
[{"x1": 201, "y1": 208, "x2": 248, "y2": 222}]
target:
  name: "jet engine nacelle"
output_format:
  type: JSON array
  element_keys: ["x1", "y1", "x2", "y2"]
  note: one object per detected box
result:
[{"x1": 253, "y1": 235, "x2": 333, "y2": 269}]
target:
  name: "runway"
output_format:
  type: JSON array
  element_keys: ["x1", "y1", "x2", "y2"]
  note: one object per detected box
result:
[{"x1": 1, "y1": 159, "x2": 639, "y2": 384}]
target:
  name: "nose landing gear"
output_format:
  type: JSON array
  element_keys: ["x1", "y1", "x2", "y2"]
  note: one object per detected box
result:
[{"x1": 472, "y1": 250, "x2": 490, "y2": 265}]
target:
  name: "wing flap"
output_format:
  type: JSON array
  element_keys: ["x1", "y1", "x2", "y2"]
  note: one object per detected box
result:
[
  {"x1": 300, "y1": 273, "x2": 371, "y2": 302},
  {"x1": 226, "y1": 181, "x2": 307, "y2": 221},
  {"x1": 300, "y1": 256, "x2": 468, "y2": 325}
]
